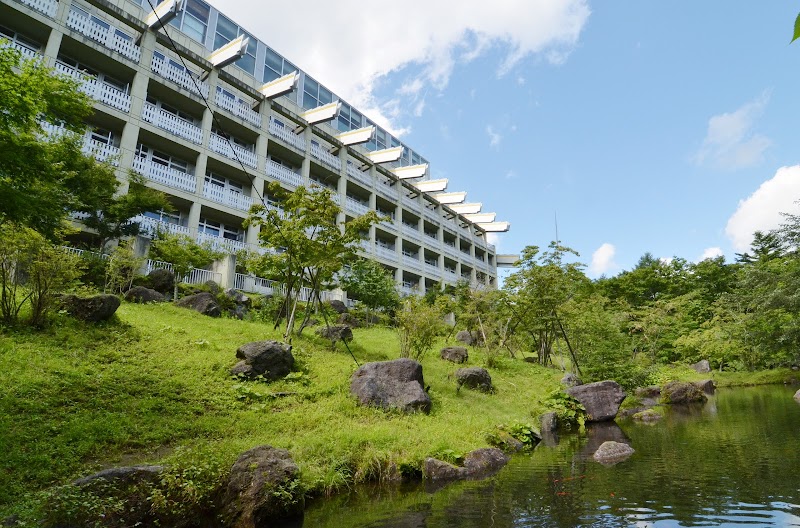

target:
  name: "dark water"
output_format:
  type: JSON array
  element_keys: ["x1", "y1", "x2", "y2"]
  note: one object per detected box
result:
[{"x1": 301, "y1": 385, "x2": 800, "y2": 527}]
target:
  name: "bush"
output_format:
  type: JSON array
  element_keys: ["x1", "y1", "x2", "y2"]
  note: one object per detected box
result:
[{"x1": 396, "y1": 295, "x2": 444, "y2": 360}]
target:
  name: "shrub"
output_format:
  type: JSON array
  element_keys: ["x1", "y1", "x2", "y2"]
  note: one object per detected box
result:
[{"x1": 396, "y1": 295, "x2": 444, "y2": 360}]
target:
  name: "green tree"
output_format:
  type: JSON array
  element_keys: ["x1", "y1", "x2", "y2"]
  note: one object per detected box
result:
[
  {"x1": 396, "y1": 295, "x2": 444, "y2": 360},
  {"x1": 340, "y1": 258, "x2": 399, "y2": 323},
  {"x1": 245, "y1": 182, "x2": 380, "y2": 340},
  {"x1": 0, "y1": 46, "x2": 118, "y2": 239},
  {"x1": 148, "y1": 232, "x2": 222, "y2": 299}
]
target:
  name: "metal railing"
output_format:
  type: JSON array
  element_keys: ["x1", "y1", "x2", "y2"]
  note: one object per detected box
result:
[
  {"x1": 16, "y1": 0, "x2": 57, "y2": 17},
  {"x1": 208, "y1": 133, "x2": 258, "y2": 169},
  {"x1": 54, "y1": 61, "x2": 132, "y2": 113},
  {"x1": 150, "y1": 55, "x2": 209, "y2": 98},
  {"x1": 202, "y1": 183, "x2": 254, "y2": 212},
  {"x1": 267, "y1": 160, "x2": 302, "y2": 188},
  {"x1": 345, "y1": 196, "x2": 369, "y2": 216},
  {"x1": 142, "y1": 102, "x2": 203, "y2": 144},
  {"x1": 268, "y1": 117, "x2": 305, "y2": 151},
  {"x1": 2, "y1": 40, "x2": 39, "y2": 59},
  {"x1": 215, "y1": 91, "x2": 261, "y2": 128},
  {"x1": 145, "y1": 259, "x2": 221, "y2": 285},
  {"x1": 133, "y1": 216, "x2": 191, "y2": 237},
  {"x1": 132, "y1": 158, "x2": 196, "y2": 193},
  {"x1": 310, "y1": 142, "x2": 341, "y2": 171},
  {"x1": 66, "y1": 7, "x2": 141, "y2": 62}
]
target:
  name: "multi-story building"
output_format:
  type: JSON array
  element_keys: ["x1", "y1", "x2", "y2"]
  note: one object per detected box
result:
[{"x1": 1, "y1": 0, "x2": 510, "y2": 293}]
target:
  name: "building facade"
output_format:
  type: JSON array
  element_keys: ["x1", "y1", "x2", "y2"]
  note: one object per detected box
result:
[{"x1": 1, "y1": 0, "x2": 502, "y2": 293}]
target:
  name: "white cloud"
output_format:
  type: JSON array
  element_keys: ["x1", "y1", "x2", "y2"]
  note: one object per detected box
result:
[
  {"x1": 486, "y1": 232, "x2": 502, "y2": 251},
  {"x1": 694, "y1": 91, "x2": 771, "y2": 170},
  {"x1": 505, "y1": 169, "x2": 517, "y2": 179},
  {"x1": 725, "y1": 165, "x2": 800, "y2": 252},
  {"x1": 697, "y1": 247, "x2": 724, "y2": 261},
  {"x1": 487, "y1": 125, "x2": 502, "y2": 147},
  {"x1": 588, "y1": 243, "x2": 617, "y2": 278},
  {"x1": 209, "y1": 0, "x2": 590, "y2": 134}
]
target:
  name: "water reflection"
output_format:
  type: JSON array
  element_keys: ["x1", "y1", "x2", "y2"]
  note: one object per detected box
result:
[{"x1": 301, "y1": 385, "x2": 800, "y2": 527}]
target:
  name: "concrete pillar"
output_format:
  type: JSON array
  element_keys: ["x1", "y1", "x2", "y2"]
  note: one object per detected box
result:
[
  {"x1": 211, "y1": 254, "x2": 236, "y2": 289},
  {"x1": 194, "y1": 153, "x2": 208, "y2": 197},
  {"x1": 187, "y1": 202, "x2": 201, "y2": 238}
]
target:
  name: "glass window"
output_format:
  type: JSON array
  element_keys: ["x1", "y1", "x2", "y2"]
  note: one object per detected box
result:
[
  {"x1": 213, "y1": 15, "x2": 255, "y2": 75},
  {"x1": 263, "y1": 48, "x2": 297, "y2": 83}
]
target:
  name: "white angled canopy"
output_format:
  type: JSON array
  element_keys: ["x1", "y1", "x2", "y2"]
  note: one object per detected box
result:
[
  {"x1": 336, "y1": 126, "x2": 374, "y2": 146},
  {"x1": 463, "y1": 212, "x2": 496, "y2": 223},
  {"x1": 477, "y1": 221, "x2": 510, "y2": 232},
  {"x1": 300, "y1": 101, "x2": 340, "y2": 125},
  {"x1": 366, "y1": 146, "x2": 403, "y2": 164},
  {"x1": 413, "y1": 179, "x2": 448, "y2": 192},
  {"x1": 259, "y1": 71, "x2": 298, "y2": 99},
  {"x1": 433, "y1": 192, "x2": 467, "y2": 204},
  {"x1": 391, "y1": 164, "x2": 428, "y2": 179},
  {"x1": 208, "y1": 35, "x2": 249, "y2": 69},
  {"x1": 449, "y1": 203, "x2": 481, "y2": 214},
  {"x1": 144, "y1": 0, "x2": 182, "y2": 28}
]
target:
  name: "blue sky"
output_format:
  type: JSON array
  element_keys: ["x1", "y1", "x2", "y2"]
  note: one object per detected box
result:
[{"x1": 214, "y1": 1, "x2": 800, "y2": 277}]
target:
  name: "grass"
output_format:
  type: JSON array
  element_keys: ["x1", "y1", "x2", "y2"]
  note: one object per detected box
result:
[{"x1": 0, "y1": 302, "x2": 564, "y2": 520}]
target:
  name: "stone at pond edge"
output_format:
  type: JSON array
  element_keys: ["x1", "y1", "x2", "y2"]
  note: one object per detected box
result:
[
  {"x1": 694, "y1": 379, "x2": 716, "y2": 394},
  {"x1": 65, "y1": 466, "x2": 163, "y2": 526},
  {"x1": 316, "y1": 325, "x2": 354, "y2": 343},
  {"x1": 220, "y1": 445, "x2": 303, "y2": 527},
  {"x1": 455, "y1": 367, "x2": 493, "y2": 392},
  {"x1": 231, "y1": 341, "x2": 294, "y2": 381},
  {"x1": 58, "y1": 294, "x2": 120, "y2": 322},
  {"x1": 566, "y1": 380, "x2": 626, "y2": 422},
  {"x1": 593, "y1": 441, "x2": 634, "y2": 465},
  {"x1": 691, "y1": 359, "x2": 711, "y2": 373},
  {"x1": 175, "y1": 292, "x2": 221, "y2": 317},
  {"x1": 540, "y1": 411, "x2": 558, "y2": 432},
  {"x1": 124, "y1": 286, "x2": 165, "y2": 304},
  {"x1": 440, "y1": 346, "x2": 468, "y2": 364},
  {"x1": 424, "y1": 448, "x2": 509, "y2": 481},
  {"x1": 633, "y1": 409, "x2": 662, "y2": 422},
  {"x1": 661, "y1": 381, "x2": 708, "y2": 404},
  {"x1": 350, "y1": 358, "x2": 432, "y2": 414}
]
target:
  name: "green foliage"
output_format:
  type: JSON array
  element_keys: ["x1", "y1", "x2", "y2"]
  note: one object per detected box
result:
[
  {"x1": 340, "y1": 258, "x2": 399, "y2": 319},
  {"x1": 793, "y1": 12, "x2": 800, "y2": 43},
  {"x1": 149, "y1": 232, "x2": 222, "y2": 298},
  {"x1": 104, "y1": 241, "x2": 145, "y2": 294},
  {"x1": 542, "y1": 390, "x2": 585, "y2": 429},
  {"x1": 487, "y1": 422, "x2": 539, "y2": 449},
  {"x1": 396, "y1": 295, "x2": 444, "y2": 360}
]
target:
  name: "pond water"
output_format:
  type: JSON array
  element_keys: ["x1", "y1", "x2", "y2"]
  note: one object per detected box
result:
[{"x1": 300, "y1": 385, "x2": 800, "y2": 527}]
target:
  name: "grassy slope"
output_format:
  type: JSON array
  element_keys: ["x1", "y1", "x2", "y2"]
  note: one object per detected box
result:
[{"x1": 0, "y1": 302, "x2": 563, "y2": 516}]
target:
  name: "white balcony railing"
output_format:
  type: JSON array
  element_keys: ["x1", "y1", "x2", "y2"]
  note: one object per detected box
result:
[
  {"x1": 133, "y1": 216, "x2": 191, "y2": 237},
  {"x1": 267, "y1": 160, "x2": 302, "y2": 188},
  {"x1": 345, "y1": 197, "x2": 369, "y2": 216},
  {"x1": 203, "y1": 183, "x2": 254, "y2": 212},
  {"x1": 54, "y1": 61, "x2": 131, "y2": 113},
  {"x1": 215, "y1": 91, "x2": 262, "y2": 128},
  {"x1": 401, "y1": 224, "x2": 422, "y2": 242},
  {"x1": 310, "y1": 142, "x2": 341, "y2": 171},
  {"x1": 66, "y1": 8, "x2": 141, "y2": 62},
  {"x1": 268, "y1": 118, "x2": 305, "y2": 151},
  {"x1": 403, "y1": 197, "x2": 421, "y2": 212},
  {"x1": 132, "y1": 157, "x2": 196, "y2": 193},
  {"x1": 358, "y1": 240, "x2": 373, "y2": 254},
  {"x1": 150, "y1": 55, "x2": 209, "y2": 98},
  {"x1": 2, "y1": 40, "x2": 39, "y2": 59},
  {"x1": 403, "y1": 255, "x2": 422, "y2": 270},
  {"x1": 142, "y1": 102, "x2": 203, "y2": 144},
  {"x1": 17, "y1": 0, "x2": 57, "y2": 17},
  {"x1": 376, "y1": 246, "x2": 397, "y2": 260},
  {"x1": 424, "y1": 263, "x2": 441, "y2": 276},
  {"x1": 208, "y1": 133, "x2": 258, "y2": 169},
  {"x1": 196, "y1": 232, "x2": 250, "y2": 254},
  {"x1": 234, "y1": 273, "x2": 278, "y2": 295},
  {"x1": 83, "y1": 138, "x2": 120, "y2": 165},
  {"x1": 346, "y1": 163, "x2": 371, "y2": 185}
]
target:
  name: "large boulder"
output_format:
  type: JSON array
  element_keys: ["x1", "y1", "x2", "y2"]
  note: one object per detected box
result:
[
  {"x1": 124, "y1": 286, "x2": 165, "y2": 304},
  {"x1": 350, "y1": 358, "x2": 431, "y2": 413},
  {"x1": 175, "y1": 292, "x2": 221, "y2": 317},
  {"x1": 691, "y1": 359, "x2": 711, "y2": 373},
  {"x1": 68, "y1": 466, "x2": 163, "y2": 526},
  {"x1": 337, "y1": 312, "x2": 362, "y2": 328},
  {"x1": 694, "y1": 379, "x2": 716, "y2": 394},
  {"x1": 661, "y1": 381, "x2": 708, "y2": 404},
  {"x1": 58, "y1": 294, "x2": 120, "y2": 322},
  {"x1": 203, "y1": 280, "x2": 221, "y2": 294},
  {"x1": 540, "y1": 412, "x2": 558, "y2": 433},
  {"x1": 424, "y1": 448, "x2": 509, "y2": 481},
  {"x1": 231, "y1": 341, "x2": 294, "y2": 381},
  {"x1": 455, "y1": 330, "x2": 480, "y2": 346},
  {"x1": 327, "y1": 299, "x2": 348, "y2": 314},
  {"x1": 593, "y1": 441, "x2": 635, "y2": 465},
  {"x1": 440, "y1": 346, "x2": 468, "y2": 364},
  {"x1": 220, "y1": 446, "x2": 303, "y2": 527},
  {"x1": 224, "y1": 288, "x2": 251, "y2": 308},
  {"x1": 315, "y1": 325, "x2": 353, "y2": 343},
  {"x1": 561, "y1": 373, "x2": 582, "y2": 387},
  {"x1": 455, "y1": 367, "x2": 493, "y2": 393},
  {"x1": 147, "y1": 268, "x2": 174, "y2": 294},
  {"x1": 566, "y1": 380, "x2": 626, "y2": 422}
]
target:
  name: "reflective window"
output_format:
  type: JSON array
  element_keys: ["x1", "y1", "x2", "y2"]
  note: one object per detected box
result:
[
  {"x1": 336, "y1": 102, "x2": 363, "y2": 132},
  {"x1": 302, "y1": 75, "x2": 332, "y2": 109},
  {"x1": 168, "y1": 0, "x2": 209, "y2": 43},
  {"x1": 263, "y1": 48, "x2": 296, "y2": 83},
  {"x1": 214, "y1": 14, "x2": 256, "y2": 75}
]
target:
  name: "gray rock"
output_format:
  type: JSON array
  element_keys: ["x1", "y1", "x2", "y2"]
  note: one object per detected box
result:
[
  {"x1": 540, "y1": 412, "x2": 558, "y2": 433},
  {"x1": 561, "y1": 372, "x2": 583, "y2": 387},
  {"x1": 124, "y1": 286, "x2": 165, "y2": 304},
  {"x1": 70, "y1": 465, "x2": 163, "y2": 526},
  {"x1": 443, "y1": 311, "x2": 456, "y2": 328},
  {"x1": 337, "y1": 312, "x2": 362, "y2": 328},
  {"x1": 794, "y1": 389, "x2": 800, "y2": 401},
  {"x1": 350, "y1": 358, "x2": 431, "y2": 413},
  {"x1": 147, "y1": 268, "x2": 174, "y2": 294},
  {"x1": 175, "y1": 292, "x2": 221, "y2": 317},
  {"x1": 231, "y1": 341, "x2": 294, "y2": 381},
  {"x1": 634, "y1": 385, "x2": 661, "y2": 399},
  {"x1": 593, "y1": 441, "x2": 635, "y2": 465},
  {"x1": 566, "y1": 380, "x2": 626, "y2": 422},
  {"x1": 220, "y1": 446, "x2": 303, "y2": 527},
  {"x1": 661, "y1": 381, "x2": 708, "y2": 404},
  {"x1": 633, "y1": 409, "x2": 662, "y2": 422},
  {"x1": 204, "y1": 280, "x2": 221, "y2": 294},
  {"x1": 455, "y1": 330, "x2": 481, "y2": 346},
  {"x1": 224, "y1": 288, "x2": 251, "y2": 307},
  {"x1": 440, "y1": 346, "x2": 468, "y2": 364},
  {"x1": 316, "y1": 324, "x2": 353, "y2": 343},
  {"x1": 73, "y1": 465, "x2": 163, "y2": 488},
  {"x1": 694, "y1": 379, "x2": 716, "y2": 394},
  {"x1": 456, "y1": 367, "x2": 493, "y2": 392},
  {"x1": 327, "y1": 299, "x2": 348, "y2": 314},
  {"x1": 424, "y1": 448, "x2": 509, "y2": 481},
  {"x1": 58, "y1": 294, "x2": 120, "y2": 322},
  {"x1": 691, "y1": 359, "x2": 711, "y2": 373}
]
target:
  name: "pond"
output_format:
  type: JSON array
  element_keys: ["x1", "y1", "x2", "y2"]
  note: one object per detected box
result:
[{"x1": 300, "y1": 385, "x2": 800, "y2": 527}]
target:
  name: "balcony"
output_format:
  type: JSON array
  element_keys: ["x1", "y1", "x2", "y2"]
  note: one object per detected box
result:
[
  {"x1": 444, "y1": 268, "x2": 458, "y2": 280},
  {"x1": 196, "y1": 232, "x2": 251, "y2": 254},
  {"x1": 2, "y1": 40, "x2": 39, "y2": 59},
  {"x1": 346, "y1": 163, "x2": 371, "y2": 186},
  {"x1": 142, "y1": 102, "x2": 203, "y2": 144},
  {"x1": 54, "y1": 61, "x2": 131, "y2": 112},
  {"x1": 133, "y1": 215, "x2": 190, "y2": 237},
  {"x1": 150, "y1": 55, "x2": 209, "y2": 98},
  {"x1": 358, "y1": 240, "x2": 373, "y2": 254},
  {"x1": 83, "y1": 138, "x2": 120, "y2": 164},
  {"x1": 424, "y1": 263, "x2": 440, "y2": 277},
  {"x1": 376, "y1": 245, "x2": 397, "y2": 260},
  {"x1": 267, "y1": 160, "x2": 302, "y2": 188},
  {"x1": 376, "y1": 180, "x2": 396, "y2": 200},
  {"x1": 402, "y1": 254, "x2": 422, "y2": 270},
  {"x1": 16, "y1": 0, "x2": 57, "y2": 17},
  {"x1": 268, "y1": 117, "x2": 305, "y2": 151},
  {"x1": 203, "y1": 183, "x2": 253, "y2": 212},
  {"x1": 215, "y1": 91, "x2": 261, "y2": 128},
  {"x1": 401, "y1": 224, "x2": 422, "y2": 242},
  {"x1": 208, "y1": 132, "x2": 258, "y2": 169},
  {"x1": 403, "y1": 197, "x2": 421, "y2": 212},
  {"x1": 310, "y1": 142, "x2": 341, "y2": 172},
  {"x1": 397, "y1": 284, "x2": 418, "y2": 297},
  {"x1": 66, "y1": 7, "x2": 141, "y2": 63},
  {"x1": 345, "y1": 197, "x2": 369, "y2": 216},
  {"x1": 132, "y1": 157, "x2": 196, "y2": 193}
]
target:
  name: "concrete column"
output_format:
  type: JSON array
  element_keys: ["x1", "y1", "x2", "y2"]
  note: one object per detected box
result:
[
  {"x1": 43, "y1": 29, "x2": 63, "y2": 65},
  {"x1": 194, "y1": 153, "x2": 208, "y2": 197},
  {"x1": 187, "y1": 201, "x2": 201, "y2": 238},
  {"x1": 211, "y1": 254, "x2": 236, "y2": 289}
]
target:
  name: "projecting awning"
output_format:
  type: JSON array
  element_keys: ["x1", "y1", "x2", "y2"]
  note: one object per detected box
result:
[
  {"x1": 476, "y1": 221, "x2": 510, "y2": 232},
  {"x1": 366, "y1": 146, "x2": 403, "y2": 164},
  {"x1": 144, "y1": 0, "x2": 182, "y2": 28},
  {"x1": 300, "y1": 101, "x2": 341, "y2": 125},
  {"x1": 208, "y1": 35, "x2": 249, "y2": 69},
  {"x1": 413, "y1": 179, "x2": 448, "y2": 192},
  {"x1": 259, "y1": 71, "x2": 299, "y2": 99},
  {"x1": 391, "y1": 164, "x2": 428, "y2": 179},
  {"x1": 496, "y1": 254, "x2": 520, "y2": 268},
  {"x1": 449, "y1": 203, "x2": 482, "y2": 214},
  {"x1": 463, "y1": 212, "x2": 496, "y2": 223},
  {"x1": 433, "y1": 192, "x2": 467, "y2": 204},
  {"x1": 336, "y1": 125, "x2": 375, "y2": 146}
]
